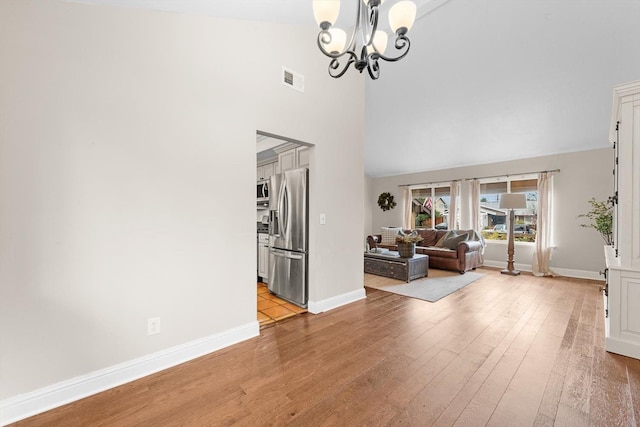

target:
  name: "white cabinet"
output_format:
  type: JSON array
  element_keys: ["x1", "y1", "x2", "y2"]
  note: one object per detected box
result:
[
  {"x1": 604, "y1": 80, "x2": 640, "y2": 360},
  {"x1": 257, "y1": 162, "x2": 276, "y2": 180},
  {"x1": 296, "y1": 146, "x2": 310, "y2": 168},
  {"x1": 258, "y1": 233, "x2": 269, "y2": 282},
  {"x1": 278, "y1": 146, "x2": 310, "y2": 172},
  {"x1": 278, "y1": 149, "x2": 296, "y2": 172}
]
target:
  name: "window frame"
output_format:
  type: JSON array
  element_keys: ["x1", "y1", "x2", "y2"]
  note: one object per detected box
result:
[
  {"x1": 409, "y1": 182, "x2": 458, "y2": 230},
  {"x1": 479, "y1": 173, "x2": 538, "y2": 246}
]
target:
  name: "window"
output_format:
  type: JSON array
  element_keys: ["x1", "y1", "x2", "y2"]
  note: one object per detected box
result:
[
  {"x1": 480, "y1": 176, "x2": 538, "y2": 243},
  {"x1": 409, "y1": 185, "x2": 456, "y2": 230}
]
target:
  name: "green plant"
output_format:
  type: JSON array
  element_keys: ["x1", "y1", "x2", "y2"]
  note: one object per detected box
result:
[
  {"x1": 377, "y1": 192, "x2": 397, "y2": 211},
  {"x1": 577, "y1": 197, "x2": 613, "y2": 245},
  {"x1": 396, "y1": 234, "x2": 424, "y2": 244},
  {"x1": 415, "y1": 213, "x2": 429, "y2": 226}
]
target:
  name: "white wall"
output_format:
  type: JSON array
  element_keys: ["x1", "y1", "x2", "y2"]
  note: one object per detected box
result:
[
  {"x1": 368, "y1": 148, "x2": 612, "y2": 277},
  {"x1": 0, "y1": 0, "x2": 364, "y2": 409},
  {"x1": 364, "y1": 175, "x2": 374, "y2": 247}
]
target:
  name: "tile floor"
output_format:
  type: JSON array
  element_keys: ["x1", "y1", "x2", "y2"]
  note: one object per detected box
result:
[{"x1": 257, "y1": 282, "x2": 307, "y2": 327}]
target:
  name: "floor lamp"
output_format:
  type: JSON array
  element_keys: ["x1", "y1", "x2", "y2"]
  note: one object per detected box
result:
[{"x1": 499, "y1": 193, "x2": 527, "y2": 276}]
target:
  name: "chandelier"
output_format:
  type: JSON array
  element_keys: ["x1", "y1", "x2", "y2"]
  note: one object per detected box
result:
[{"x1": 313, "y1": 0, "x2": 417, "y2": 80}]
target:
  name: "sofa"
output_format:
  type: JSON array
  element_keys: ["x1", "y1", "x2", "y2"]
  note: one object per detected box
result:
[{"x1": 367, "y1": 228, "x2": 484, "y2": 274}]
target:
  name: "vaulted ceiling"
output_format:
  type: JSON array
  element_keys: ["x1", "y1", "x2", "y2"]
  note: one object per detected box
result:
[
  {"x1": 69, "y1": 0, "x2": 640, "y2": 177},
  {"x1": 364, "y1": 0, "x2": 640, "y2": 177}
]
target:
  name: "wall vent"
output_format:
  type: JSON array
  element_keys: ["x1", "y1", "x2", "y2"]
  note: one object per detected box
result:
[{"x1": 282, "y1": 67, "x2": 304, "y2": 93}]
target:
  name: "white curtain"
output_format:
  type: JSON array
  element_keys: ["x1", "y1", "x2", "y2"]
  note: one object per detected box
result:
[
  {"x1": 470, "y1": 179, "x2": 481, "y2": 232},
  {"x1": 532, "y1": 172, "x2": 558, "y2": 276},
  {"x1": 449, "y1": 181, "x2": 459, "y2": 230},
  {"x1": 403, "y1": 187, "x2": 413, "y2": 230}
]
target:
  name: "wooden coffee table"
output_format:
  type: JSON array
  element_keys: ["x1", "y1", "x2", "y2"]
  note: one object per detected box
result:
[{"x1": 364, "y1": 252, "x2": 429, "y2": 282}]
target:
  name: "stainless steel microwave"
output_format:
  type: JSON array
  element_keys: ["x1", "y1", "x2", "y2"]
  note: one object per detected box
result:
[{"x1": 257, "y1": 179, "x2": 269, "y2": 208}]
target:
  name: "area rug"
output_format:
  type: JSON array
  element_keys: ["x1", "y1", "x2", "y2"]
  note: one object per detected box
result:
[{"x1": 365, "y1": 269, "x2": 484, "y2": 302}]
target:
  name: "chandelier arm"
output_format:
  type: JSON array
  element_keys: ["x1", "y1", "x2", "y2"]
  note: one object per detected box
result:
[
  {"x1": 360, "y1": 3, "x2": 378, "y2": 47},
  {"x1": 375, "y1": 34, "x2": 411, "y2": 63},
  {"x1": 329, "y1": 55, "x2": 357, "y2": 79},
  {"x1": 316, "y1": 30, "x2": 343, "y2": 58},
  {"x1": 348, "y1": 0, "x2": 363, "y2": 54},
  {"x1": 366, "y1": 57, "x2": 381, "y2": 80},
  {"x1": 316, "y1": 0, "x2": 362, "y2": 60}
]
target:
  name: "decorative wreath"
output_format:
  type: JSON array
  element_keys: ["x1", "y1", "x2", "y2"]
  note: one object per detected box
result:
[{"x1": 377, "y1": 192, "x2": 397, "y2": 211}]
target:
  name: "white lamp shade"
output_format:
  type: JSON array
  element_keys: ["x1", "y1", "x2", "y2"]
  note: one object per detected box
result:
[
  {"x1": 499, "y1": 193, "x2": 527, "y2": 210},
  {"x1": 389, "y1": 1, "x2": 417, "y2": 34},
  {"x1": 322, "y1": 28, "x2": 347, "y2": 54},
  {"x1": 313, "y1": 0, "x2": 340, "y2": 26},
  {"x1": 366, "y1": 30, "x2": 388, "y2": 55}
]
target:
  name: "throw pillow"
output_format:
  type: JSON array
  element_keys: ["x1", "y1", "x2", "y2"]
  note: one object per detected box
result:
[
  {"x1": 435, "y1": 230, "x2": 457, "y2": 247},
  {"x1": 443, "y1": 233, "x2": 468, "y2": 250},
  {"x1": 381, "y1": 227, "x2": 402, "y2": 245}
]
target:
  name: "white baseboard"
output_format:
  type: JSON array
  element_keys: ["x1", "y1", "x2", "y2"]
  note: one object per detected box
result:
[
  {"x1": 482, "y1": 260, "x2": 533, "y2": 273},
  {"x1": 0, "y1": 321, "x2": 259, "y2": 426},
  {"x1": 605, "y1": 336, "x2": 640, "y2": 359},
  {"x1": 551, "y1": 267, "x2": 603, "y2": 281},
  {"x1": 481, "y1": 261, "x2": 603, "y2": 281},
  {"x1": 308, "y1": 288, "x2": 366, "y2": 314}
]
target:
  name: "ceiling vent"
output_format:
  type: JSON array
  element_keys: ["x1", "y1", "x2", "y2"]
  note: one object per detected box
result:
[{"x1": 282, "y1": 67, "x2": 304, "y2": 93}]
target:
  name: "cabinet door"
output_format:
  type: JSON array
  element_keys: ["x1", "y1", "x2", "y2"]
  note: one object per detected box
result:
[
  {"x1": 278, "y1": 150, "x2": 296, "y2": 172},
  {"x1": 257, "y1": 165, "x2": 265, "y2": 180},
  {"x1": 258, "y1": 244, "x2": 269, "y2": 280},
  {"x1": 263, "y1": 162, "x2": 274, "y2": 178},
  {"x1": 296, "y1": 146, "x2": 310, "y2": 168}
]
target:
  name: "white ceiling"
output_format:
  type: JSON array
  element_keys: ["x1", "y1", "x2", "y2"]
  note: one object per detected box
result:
[
  {"x1": 365, "y1": 0, "x2": 640, "y2": 177},
  {"x1": 67, "y1": 0, "x2": 448, "y2": 28},
  {"x1": 68, "y1": 0, "x2": 640, "y2": 177}
]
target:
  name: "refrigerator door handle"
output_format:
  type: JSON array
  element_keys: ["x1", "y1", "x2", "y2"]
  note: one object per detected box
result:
[
  {"x1": 277, "y1": 179, "x2": 284, "y2": 238},
  {"x1": 282, "y1": 184, "x2": 289, "y2": 237},
  {"x1": 270, "y1": 249, "x2": 303, "y2": 260}
]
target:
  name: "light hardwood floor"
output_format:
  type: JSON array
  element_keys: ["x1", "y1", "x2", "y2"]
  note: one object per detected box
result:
[{"x1": 12, "y1": 268, "x2": 640, "y2": 426}]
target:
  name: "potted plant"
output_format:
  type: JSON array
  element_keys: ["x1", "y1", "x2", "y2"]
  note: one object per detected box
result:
[
  {"x1": 577, "y1": 197, "x2": 614, "y2": 245},
  {"x1": 396, "y1": 232, "x2": 423, "y2": 258}
]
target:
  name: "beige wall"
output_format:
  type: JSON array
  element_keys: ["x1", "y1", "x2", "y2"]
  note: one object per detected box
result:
[
  {"x1": 0, "y1": 0, "x2": 364, "y2": 402},
  {"x1": 368, "y1": 148, "x2": 612, "y2": 277},
  {"x1": 364, "y1": 174, "x2": 374, "y2": 249}
]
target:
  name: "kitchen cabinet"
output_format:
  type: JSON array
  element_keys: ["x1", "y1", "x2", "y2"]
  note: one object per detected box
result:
[
  {"x1": 278, "y1": 149, "x2": 296, "y2": 172},
  {"x1": 296, "y1": 146, "x2": 310, "y2": 168},
  {"x1": 604, "y1": 80, "x2": 640, "y2": 360},
  {"x1": 279, "y1": 146, "x2": 310, "y2": 172},
  {"x1": 258, "y1": 233, "x2": 269, "y2": 282},
  {"x1": 257, "y1": 162, "x2": 276, "y2": 180}
]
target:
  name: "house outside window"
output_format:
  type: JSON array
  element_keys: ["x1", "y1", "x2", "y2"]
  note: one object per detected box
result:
[
  {"x1": 410, "y1": 186, "x2": 454, "y2": 230},
  {"x1": 480, "y1": 176, "x2": 538, "y2": 243}
]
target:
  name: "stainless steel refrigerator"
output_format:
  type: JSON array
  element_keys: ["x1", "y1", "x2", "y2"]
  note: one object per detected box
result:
[{"x1": 268, "y1": 168, "x2": 308, "y2": 307}]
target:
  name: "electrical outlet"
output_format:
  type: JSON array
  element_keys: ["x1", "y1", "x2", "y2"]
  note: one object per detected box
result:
[
  {"x1": 147, "y1": 317, "x2": 161, "y2": 336},
  {"x1": 320, "y1": 213, "x2": 326, "y2": 225}
]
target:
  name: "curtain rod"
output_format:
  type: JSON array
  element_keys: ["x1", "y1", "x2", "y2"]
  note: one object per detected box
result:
[{"x1": 397, "y1": 169, "x2": 560, "y2": 188}]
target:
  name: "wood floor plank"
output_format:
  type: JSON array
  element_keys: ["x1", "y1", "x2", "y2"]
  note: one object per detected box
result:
[
  {"x1": 435, "y1": 278, "x2": 551, "y2": 426},
  {"x1": 11, "y1": 269, "x2": 639, "y2": 427},
  {"x1": 627, "y1": 358, "x2": 640, "y2": 423},
  {"x1": 454, "y1": 287, "x2": 560, "y2": 426}
]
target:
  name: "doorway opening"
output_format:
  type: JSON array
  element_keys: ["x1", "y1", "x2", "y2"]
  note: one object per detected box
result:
[{"x1": 255, "y1": 131, "x2": 313, "y2": 327}]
